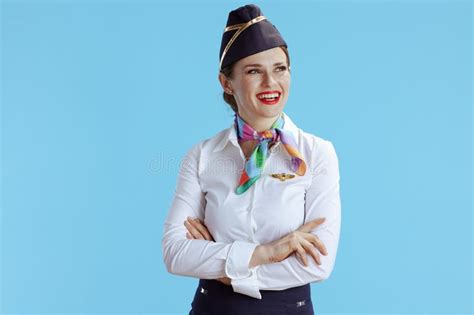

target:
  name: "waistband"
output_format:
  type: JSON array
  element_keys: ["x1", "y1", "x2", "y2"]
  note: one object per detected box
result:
[{"x1": 198, "y1": 278, "x2": 311, "y2": 301}]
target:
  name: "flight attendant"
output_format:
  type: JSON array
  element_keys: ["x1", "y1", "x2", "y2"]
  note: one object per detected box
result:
[{"x1": 162, "y1": 4, "x2": 342, "y2": 314}]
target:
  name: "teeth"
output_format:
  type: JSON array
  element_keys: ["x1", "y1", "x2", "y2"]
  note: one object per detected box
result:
[{"x1": 258, "y1": 93, "x2": 280, "y2": 99}]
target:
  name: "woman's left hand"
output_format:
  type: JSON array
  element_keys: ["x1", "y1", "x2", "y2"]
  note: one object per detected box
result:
[
  {"x1": 184, "y1": 216, "x2": 215, "y2": 241},
  {"x1": 184, "y1": 217, "x2": 231, "y2": 286}
]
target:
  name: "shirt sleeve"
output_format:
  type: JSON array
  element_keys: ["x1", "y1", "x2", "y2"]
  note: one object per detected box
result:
[
  {"x1": 254, "y1": 139, "x2": 342, "y2": 290},
  {"x1": 161, "y1": 143, "x2": 262, "y2": 299}
]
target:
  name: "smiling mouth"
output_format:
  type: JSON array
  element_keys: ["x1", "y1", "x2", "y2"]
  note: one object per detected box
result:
[{"x1": 256, "y1": 92, "x2": 281, "y2": 105}]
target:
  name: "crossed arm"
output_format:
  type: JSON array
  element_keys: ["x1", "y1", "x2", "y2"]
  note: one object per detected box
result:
[{"x1": 162, "y1": 140, "x2": 341, "y2": 298}]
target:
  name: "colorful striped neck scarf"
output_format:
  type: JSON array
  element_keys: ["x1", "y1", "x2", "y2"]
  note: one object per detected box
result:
[{"x1": 234, "y1": 113, "x2": 307, "y2": 194}]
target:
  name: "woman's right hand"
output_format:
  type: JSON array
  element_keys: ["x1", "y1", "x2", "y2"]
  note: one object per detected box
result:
[{"x1": 263, "y1": 217, "x2": 328, "y2": 267}]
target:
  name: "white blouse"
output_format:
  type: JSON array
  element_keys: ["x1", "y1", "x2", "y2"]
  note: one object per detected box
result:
[{"x1": 162, "y1": 112, "x2": 341, "y2": 299}]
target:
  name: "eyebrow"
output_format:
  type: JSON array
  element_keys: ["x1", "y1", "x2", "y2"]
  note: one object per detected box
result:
[{"x1": 243, "y1": 62, "x2": 286, "y2": 68}]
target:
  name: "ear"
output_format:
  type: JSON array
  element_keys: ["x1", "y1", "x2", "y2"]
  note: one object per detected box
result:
[{"x1": 218, "y1": 72, "x2": 233, "y2": 95}]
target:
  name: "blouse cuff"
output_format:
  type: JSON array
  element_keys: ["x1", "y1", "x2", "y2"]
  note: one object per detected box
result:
[
  {"x1": 225, "y1": 240, "x2": 262, "y2": 299},
  {"x1": 231, "y1": 267, "x2": 261, "y2": 299}
]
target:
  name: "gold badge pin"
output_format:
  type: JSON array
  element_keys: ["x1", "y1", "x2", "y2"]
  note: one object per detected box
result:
[{"x1": 270, "y1": 173, "x2": 296, "y2": 182}]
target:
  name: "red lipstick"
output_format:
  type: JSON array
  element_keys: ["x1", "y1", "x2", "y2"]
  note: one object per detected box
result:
[{"x1": 256, "y1": 90, "x2": 281, "y2": 106}]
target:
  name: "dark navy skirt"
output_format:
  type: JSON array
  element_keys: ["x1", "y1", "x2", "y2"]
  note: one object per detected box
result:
[{"x1": 189, "y1": 279, "x2": 314, "y2": 315}]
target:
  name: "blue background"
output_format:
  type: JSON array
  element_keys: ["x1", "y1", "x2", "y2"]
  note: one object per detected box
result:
[{"x1": 1, "y1": 0, "x2": 472, "y2": 314}]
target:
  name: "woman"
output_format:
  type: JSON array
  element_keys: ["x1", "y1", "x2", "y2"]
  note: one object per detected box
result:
[{"x1": 162, "y1": 4, "x2": 341, "y2": 314}]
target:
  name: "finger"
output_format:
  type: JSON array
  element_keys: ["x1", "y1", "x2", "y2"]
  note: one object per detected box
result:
[
  {"x1": 188, "y1": 217, "x2": 213, "y2": 241},
  {"x1": 186, "y1": 232, "x2": 193, "y2": 239},
  {"x1": 300, "y1": 238, "x2": 321, "y2": 265},
  {"x1": 300, "y1": 217, "x2": 326, "y2": 232},
  {"x1": 301, "y1": 233, "x2": 328, "y2": 256},
  {"x1": 297, "y1": 217, "x2": 326, "y2": 233},
  {"x1": 294, "y1": 252, "x2": 305, "y2": 266},
  {"x1": 184, "y1": 220, "x2": 205, "y2": 240},
  {"x1": 193, "y1": 218, "x2": 216, "y2": 241},
  {"x1": 295, "y1": 243, "x2": 308, "y2": 267},
  {"x1": 188, "y1": 217, "x2": 214, "y2": 241}
]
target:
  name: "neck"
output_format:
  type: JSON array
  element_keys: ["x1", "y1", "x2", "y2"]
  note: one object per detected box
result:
[{"x1": 238, "y1": 112, "x2": 282, "y2": 132}]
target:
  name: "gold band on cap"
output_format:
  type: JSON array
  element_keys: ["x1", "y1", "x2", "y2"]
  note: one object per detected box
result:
[{"x1": 219, "y1": 15, "x2": 267, "y2": 70}]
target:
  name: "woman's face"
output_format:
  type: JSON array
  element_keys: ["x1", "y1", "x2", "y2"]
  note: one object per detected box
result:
[{"x1": 219, "y1": 47, "x2": 290, "y2": 128}]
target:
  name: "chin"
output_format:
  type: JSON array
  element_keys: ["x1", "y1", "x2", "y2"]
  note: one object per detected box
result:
[
  {"x1": 241, "y1": 100, "x2": 286, "y2": 119},
  {"x1": 259, "y1": 104, "x2": 286, "y2": 116},
  {"x1": 252, "y1": 110, "x2": 283, "y2": 121}
]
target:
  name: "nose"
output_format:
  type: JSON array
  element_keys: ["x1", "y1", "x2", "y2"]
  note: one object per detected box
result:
[{"x1": 262, "y1": 71, "x2": 277, "y2": 87}]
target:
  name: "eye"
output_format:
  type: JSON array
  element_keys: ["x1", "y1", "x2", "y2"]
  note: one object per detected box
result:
[
  {"x1": 276, "y1": 66, "x2": 287, "y2": 72},
  {"x1": 247, "y1": 68, "x2": 260, "y2": 74}
]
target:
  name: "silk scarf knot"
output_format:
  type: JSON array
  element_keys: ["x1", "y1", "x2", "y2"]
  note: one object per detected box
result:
[{"x1": 234, "y1": 113, "x2": 306, "y2": 194}]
